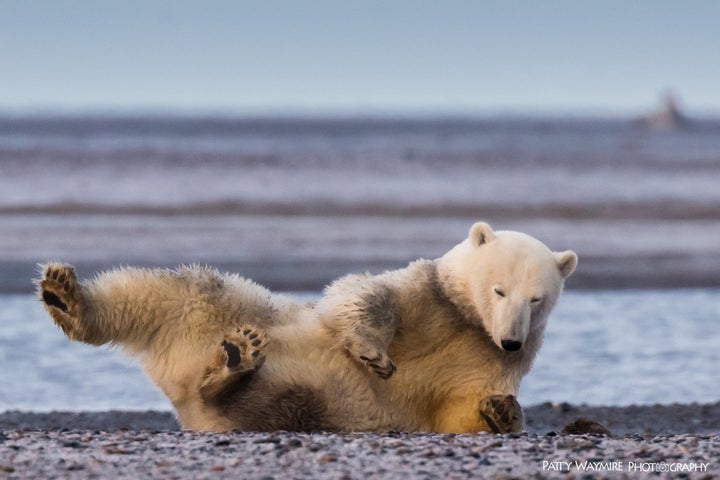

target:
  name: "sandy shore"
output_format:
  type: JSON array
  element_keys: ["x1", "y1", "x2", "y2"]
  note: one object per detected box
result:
[{"x1": 2, "y1": 403, "x2": 719, "y2": 479}]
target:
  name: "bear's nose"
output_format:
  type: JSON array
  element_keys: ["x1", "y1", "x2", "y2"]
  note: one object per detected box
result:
[{"x1": 501, "y1": 339, "x2": 523, "y2": 352}]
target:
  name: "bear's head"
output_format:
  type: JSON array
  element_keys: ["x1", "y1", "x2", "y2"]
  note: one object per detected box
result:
[{"x1": 439, "y1": 222, "x2": 577, "y2": 353}]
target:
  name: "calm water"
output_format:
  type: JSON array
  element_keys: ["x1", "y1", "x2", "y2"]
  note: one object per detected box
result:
[
  {"x1": 3, "y1": 116, "x2": 720, "y2": 213},
  {"x1": 1, "y1": 115, "x2": 720, "y2": 292},
  {"x1": 1, "y1": 290, "x2": 718, "y2": 411}
]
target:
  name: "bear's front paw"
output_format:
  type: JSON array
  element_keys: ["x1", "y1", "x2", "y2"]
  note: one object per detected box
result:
[
  {"x1": 39, "y1": 263, "x2": 81, "y2": 338},
  {"x1": 478, "y1": 394, "x2": 524, "y2": 434},
  {"x1": 358, "y1": 352, "x2": 397, "y2": 380}
]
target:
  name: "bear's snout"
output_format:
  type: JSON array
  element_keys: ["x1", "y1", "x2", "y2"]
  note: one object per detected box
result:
[{"x1": 500, "y1": 339, "x2": 523, "y2": 352}]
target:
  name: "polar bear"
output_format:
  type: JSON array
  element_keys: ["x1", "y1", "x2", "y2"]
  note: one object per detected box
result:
[{"x1": 38, "y1": 221, "x2": 576, "y2": 433}]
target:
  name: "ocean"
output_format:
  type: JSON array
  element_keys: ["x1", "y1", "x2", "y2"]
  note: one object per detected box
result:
[
  {"x1": 2, "y1": 289, "x2": 718, "y2": 410},
  {"x1": 2, "y1": 114, "x2": 720, "y2": 291},
  {"x1": 0, "y1": 114, "x2": 718, "y2": 410}
]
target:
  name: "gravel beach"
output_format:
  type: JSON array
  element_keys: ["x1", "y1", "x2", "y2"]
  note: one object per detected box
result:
[{"x1": 2, "y1": 403, "x2": 718, "y2": 479}]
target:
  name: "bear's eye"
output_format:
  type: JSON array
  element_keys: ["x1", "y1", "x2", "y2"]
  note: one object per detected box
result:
[
  {"x1": 530, "y1": 296, "x2": 542, "y2": 304},
  {"x1": 494, "y1": 288, "x2": 505, "y2": 298}
]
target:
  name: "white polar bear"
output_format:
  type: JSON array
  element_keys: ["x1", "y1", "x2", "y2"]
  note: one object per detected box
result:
[{"x1": 38, "y1": 222, "x2": 576, "y2": 433}]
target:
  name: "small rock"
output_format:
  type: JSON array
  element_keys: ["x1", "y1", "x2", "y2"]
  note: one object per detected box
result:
[
  {"x1": 61, "y1": 441, "x2": 84, "y2": 448},
  {"x1": 561, "y1": 418, "x2": 611, "y2": 436},
  {"x1": 286, "y1": 439, "x2": 303, "y2": 448},
  {"x1": 254, "y1": 436, "x2": 281, "y2": 444},
  {"x1": 318, "y1": 453, "x2": 338, "y2": 463},
  {"x1": 103, "y1": 446, "x2": 136, "y2": 455},
  {"x1": 307, "y1": 443, "x2": 323, "y2": 452}
]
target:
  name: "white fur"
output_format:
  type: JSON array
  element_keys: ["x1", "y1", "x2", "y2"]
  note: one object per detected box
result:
[{"x1": 39, "y1": 221, "x2": 576, "y2": 433}]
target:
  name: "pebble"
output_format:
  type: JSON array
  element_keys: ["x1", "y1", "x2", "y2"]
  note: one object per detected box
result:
[{"x1": 0, "y1": 404, "x2": 719, "y2": 478}]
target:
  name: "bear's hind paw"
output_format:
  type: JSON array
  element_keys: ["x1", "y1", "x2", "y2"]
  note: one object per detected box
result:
[
  {"x1": 200, "y1": 325, "x2": 270, "y2": 400},
  {"x1": 39, "y1": 263, "x2": 81, "y2": 337},
  {"x1": 221, "y1": 325, "x2": 269, "y2": 373}
]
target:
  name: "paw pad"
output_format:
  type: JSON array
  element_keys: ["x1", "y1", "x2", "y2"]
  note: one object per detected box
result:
[
  {"x1": 222, "y1": 341, "x2": 241, "y2": 368},
  {"x1": 39, "y1": 264, "x2": 80, "y2": 336},
  {"x1": 220, "y1": 325, "x2": 269, "y2": 372},
  {"x1": 42, "y1": 291, "x2": 68, "y2": 312}
]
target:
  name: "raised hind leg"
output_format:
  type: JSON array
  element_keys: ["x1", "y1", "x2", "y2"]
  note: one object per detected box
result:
[
  {"x1": 38, "y1": 263, "x2": 89, "y2": 342},
  {"x1": 199, "y1": 324, "x2": 269, "y2": 402}
]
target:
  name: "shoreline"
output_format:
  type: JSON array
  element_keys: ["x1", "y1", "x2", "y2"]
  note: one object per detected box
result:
[
  {"x1": 3, "y1": 401, "x2": 720, "y2": 435},
  {"x1": 2, "y1": 403, "x2": 718, "y2": 479}
]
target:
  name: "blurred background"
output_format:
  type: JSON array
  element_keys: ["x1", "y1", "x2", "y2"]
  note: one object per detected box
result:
[{"x1": 0, "y1": 0, "x2": 718, "y2": 409}]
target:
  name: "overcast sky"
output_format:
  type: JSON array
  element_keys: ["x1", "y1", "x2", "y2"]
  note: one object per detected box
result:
[{"x1": 1, "y1": 0, "x2": 719, "y2": 114}]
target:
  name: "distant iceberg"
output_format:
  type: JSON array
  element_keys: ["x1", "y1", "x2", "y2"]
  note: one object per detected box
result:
[{"x1": 635, "y1": 92, "x2": 689, "y2": 130}]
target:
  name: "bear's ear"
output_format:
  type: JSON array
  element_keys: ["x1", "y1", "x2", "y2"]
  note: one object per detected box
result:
[
  {"x1": 469, "y1": 222, "x2": 495, "y2": 247},
  {"x1": 555, "y1": 250, "x2": 578, "y2": 278}
]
